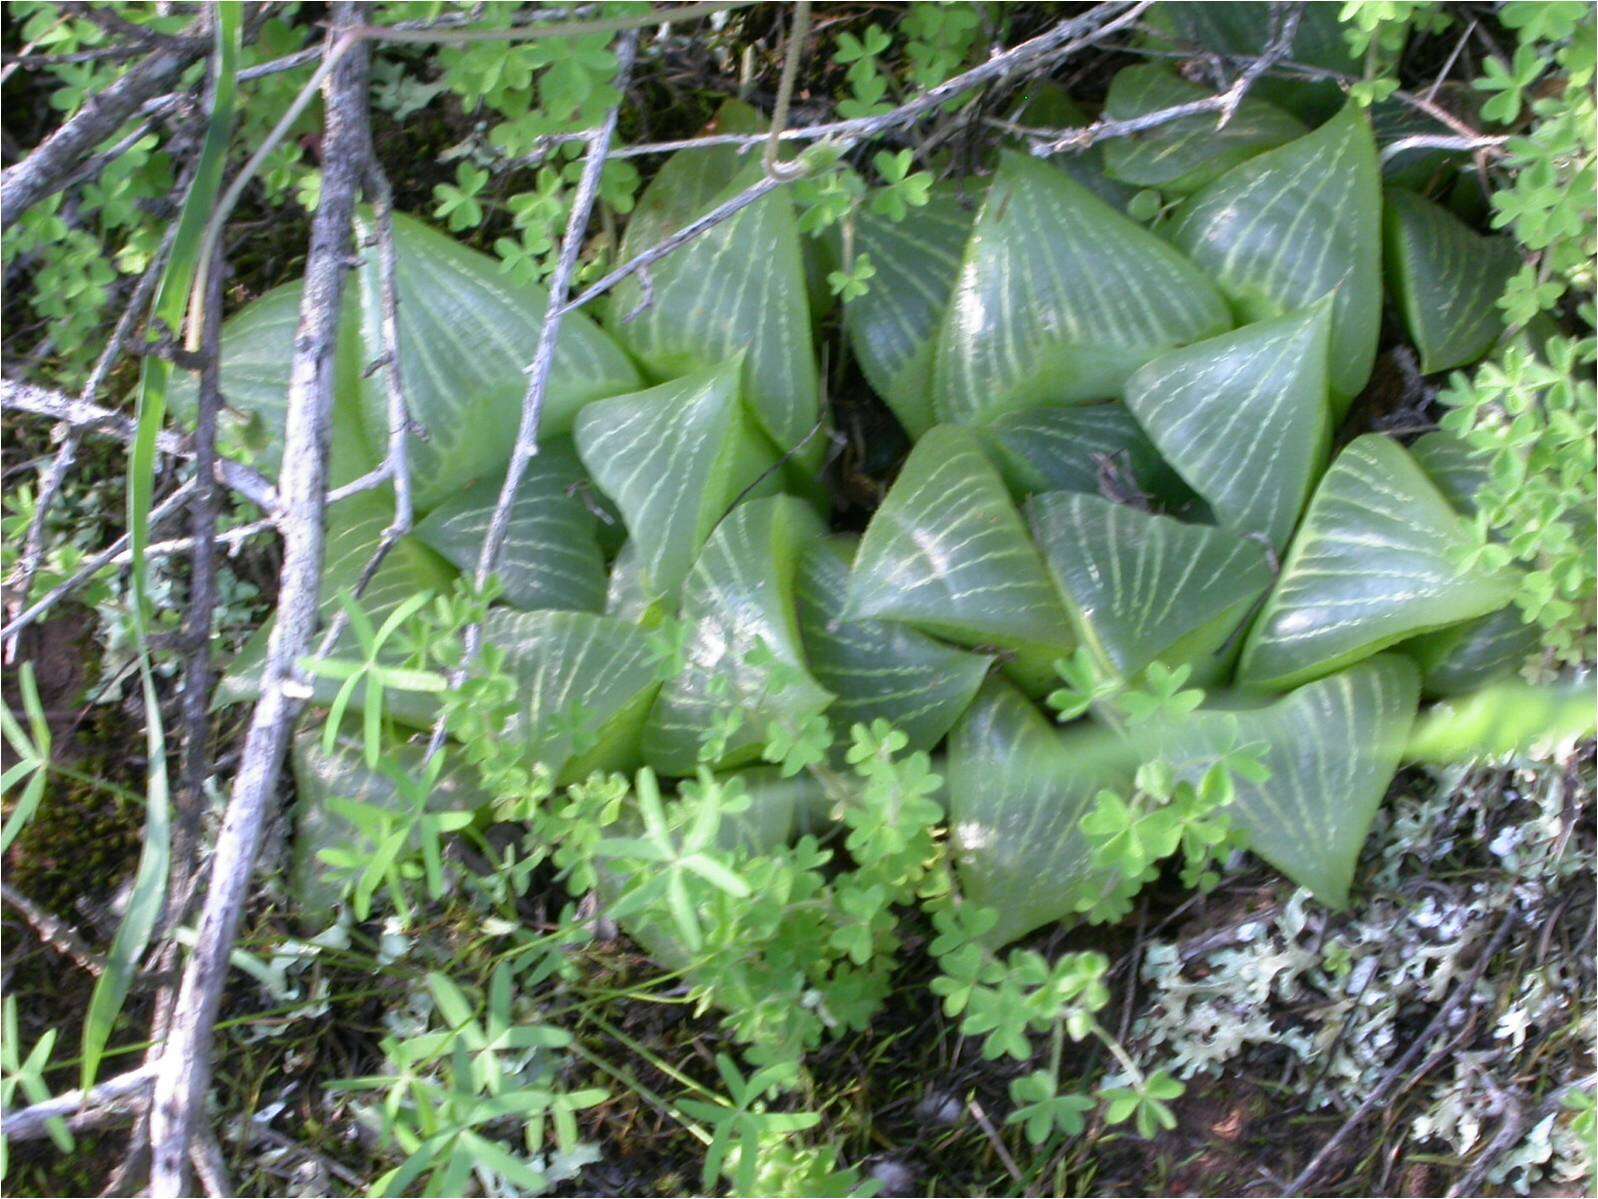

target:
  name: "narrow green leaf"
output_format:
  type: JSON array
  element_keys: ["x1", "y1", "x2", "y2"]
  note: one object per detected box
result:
[
  {"x1": 1238, "y1": 435, "x2": 1520, "y2": 690},
  {"x1": 643, "y1": 497, "x2": 833, "y2": 775},
  {"x1": 840, "y1": 185, "x2": 975, "y2": 437},
  {"x1": 1404, "y1": 678, "x2": 1596, "y2": 763},
  {"x1": 1124, "y1": 299, "x2": 1333, "y2": 551},
  {"x1": 1169, "y1": 102, "x2": 1382, "y2": 409},
  {"x1": 796, "y1": 536, "x2": 991, "y2": 750},
  {"x1": 1026, "y1": 491, "x2": 1273, "y2": 683},
  {"x1": 934, "y1": 150, "x2": 1230, "y2": 423},
  {"x1": 1102, "y1": 65, "x2": 1306, "y2": 194},
  {"x1": 412, "y1": 438, "x2": 606, "y2": 613},
  {"x1": 87, "y1": 2, "x2": 242, "y2": 1090},
  {"x1": 574, "y1": 359, "x2": 777, "y2": 601},
  {"x1": 1384, "y1": 188, "x2": 1519, "y2": 374}
]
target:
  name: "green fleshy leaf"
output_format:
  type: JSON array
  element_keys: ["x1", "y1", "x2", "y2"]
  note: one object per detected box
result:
[
  {"x1": 483, "y1": 608, "x2": 662, "y2": 782},
  {"x1": 796, "y1": 536, "x2": 991, "y2": 750},
  {"x1": 605, "y1": 540, "x2": 666, "y2": 625},
  {"x1": 844, "y1": 426, "x2": 1075, "y2": 663},
  {"x1": 167, "y1": 282, "x2": 373, "y2": 488},
  {"x1": 643, "y1": 497, "x2": 833, "y2": 775},
  {"x1": 1101, "y1": 65, "x2": 1307, "y2": 194},
  {"x1": 574, "y1": 359, "x2": 777, "y2": 602},
  {"x1": 290, "y1": 731, "x2": 488, "y2": 927},
  {"x1": 1162, "y1": 655, "x2": 1419, "y2": 908},
  {"x1": 1238, "y1": 435, "x2": 1520, "y2": 691},
  {"x1": 933, "y1": 150, "x2": 1230, "y2": 424},
  {"x1": 1124, "y1": 299, "x2": 1333, "y2": 551},
  {"x1": 412, "y1": 438, "x2": 605, "y2": 613},
  {"x1": 1026, "y1": 491, "x2": 1273, "y2": 683},
  {"x1": 1409, "y1": 430, "x2": 1491, "y2": 516},
  {"x1": 1406, "y1": 606, "x2": 1541, "y2": 697},
  {"x1": 1405, "y1": 431, "x2": 1537, "y2": 695},
  {"x1": 1384, "y1": 188, "x2": 1519, "y2": 374},
  {"x1": 947, "y1": 680, "x2": 1132, "y2": 946},
  {"x1": 1169, "y1": 103, "x2": 1382, "y2": 409},
  {"x1": 841, "y1": 186, "x2": 975, "y2": 437},
  {"x1": 607, "y1": 101, "x2": 820, "y2": 466},
  {"x1": 975, "y1": 402, "x2": 1193, "y2": 507},
  {"x1": 354, "y1": 212, "x2": 640, "y2": 511}
]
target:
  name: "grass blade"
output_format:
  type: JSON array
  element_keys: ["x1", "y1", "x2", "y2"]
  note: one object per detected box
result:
[{"x1": 81, "y1": 2, "x2": 243, "y2": 1090}]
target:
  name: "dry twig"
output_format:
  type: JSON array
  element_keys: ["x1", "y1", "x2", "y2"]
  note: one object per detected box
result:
[{"x1": 145, "y1": 8, "x2": 371, "y2": 1192}]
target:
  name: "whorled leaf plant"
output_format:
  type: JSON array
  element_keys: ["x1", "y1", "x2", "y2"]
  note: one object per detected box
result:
[{"x1": 178, "y1": 53, "x2": 1591, "y2": 976}]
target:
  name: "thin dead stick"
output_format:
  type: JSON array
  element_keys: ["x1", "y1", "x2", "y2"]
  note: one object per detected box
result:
[
  {"x1": 1, "y1": 34, "x2": 206, "y2": 230},
  {"x1": 471, "y1": 30, "x2": 639, "y2": 596},
  {"x1": 188, "y1": 32, "x2": 363, "y2": 343},
  {"x1": 1027, "y1": 1, "x2": 1301, "y2": 154},
  {"x1": 6, "y1": 218, "x2": 183, "y2": 654},
  {"x1": 1, "y1": 381, "x2": 279, "y2": 514},
  {"x1": 2, "y1": 1064, "x2": 158, "y2": 1143},
  {"x1": 430, "y1": 30, "x2": 640, "y2": 761},
  {"x1": 188, "y1": 1126, "x2": 233, "y2": 1198},
  {"x1": 1381, "y1": 132, "x2": 1509, "y2": 163},
  {"x1": 556, "y1": 1, "x2": 1148, "y2": 321},
  {"x1": 146, "y1": 8, "x2": 371, "y2": 1192},
  {"x1": 762, "y1": 0, "x2": 812, "y2": 181},
  {"x1": 0, "y1": 481, "x2": 197, "y2": 644},
  {"x1": 1283, "y1": 912, "x2": 1517, "y2": 1196},
  {"x1": 169, "y1": 243, "x2": 227, "y2": 945},
  {"x1": 362, "y1": 0, "x2": 751, "y2": 45},
  {"x1": 1, "y1": 882, "x2": 106, "y2": 975},
  {"x1": 304, "y1": 153, "x2": 420, "y2": 663}
]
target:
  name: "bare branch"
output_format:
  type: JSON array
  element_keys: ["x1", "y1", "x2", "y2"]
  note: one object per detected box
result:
[
  {"x1": 1, "y1": 37, "x2": 206, "y2": 230},
  {"x1": 428, "y1": 30, "x2": 641, "y2": 762},
  {"x1": 1, "y1": 381, "x2": 279, "y2": 514},
  {"x1": 0, "y1": 480, "x2": 198, "y2": 645},
  {"x1": 362, "y1": 0, "x2": 751, "y2": 46},
  {"x1": 1381, "y1": 132, "x2": 1509, "y2": 164},
  {"x1": 1025, "y1": 2, "x2": 1301, "y2": 155},
  {"x1": 146, "y1": 7, "x2": 372, "y2": 1191},
  {"x1": 1, "y1": 1064, "x2": 157, "y2": 1143},
  {"x1": 5, "y1": 207, "x2": 186, "y2": 663},
  {"x1": 304, "y1": 128, "x2": 421, "y2": 663},
  {"x1": 168, "y1": 242, "x2": 228, "y2": 948},
  {"x1": 1, "y1": 882, "x2": 105, "y2": 976},
  {"x1": 556, "y1": 2, "x2": 1151, "y2": 319}
]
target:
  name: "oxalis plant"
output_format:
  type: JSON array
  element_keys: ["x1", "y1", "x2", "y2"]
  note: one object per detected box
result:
[{"x1": 2, "y1": 1, "x2": 1594, "y2": 1195}]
